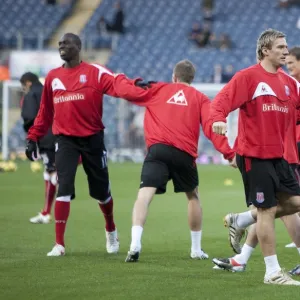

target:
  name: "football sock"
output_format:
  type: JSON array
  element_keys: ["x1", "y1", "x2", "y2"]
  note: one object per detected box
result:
[
  {"x1": 130, "y1": 225, "x2": 143, "y2": 251},
  {"x1": 191, "y1": 230, "x2": 202, "y2": 253},
  {"x1": 236, "y1": 211, "x2": 255, "y2": 228},
  {"x1": 42, "y1": 181, "x2": 56, "y2": 215},
  {"x1": 55, "y1": 196, "x2": 71, "y2": 247},
  {"x1": 233, "y1": 244, "x2": 255, "y2": 265},
  {"x1": 298, "y1": 247, "x2": 300, "y2": 255},
  {"x1": 99, "y1": 197, "x2": 115, "y2": 232},
  {"x1": 264, "y1": 255, "x2": 281, "y2": 277}
]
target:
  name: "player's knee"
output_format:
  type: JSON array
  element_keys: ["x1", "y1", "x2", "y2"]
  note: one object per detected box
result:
[
  {"x1": 91, "y1": 190, "x2": 111, "y2": 202},
  {"x1": 57, "y1": 183, "x2": 75, "y2": 199},
  {"x1": 43, "y1": 171, "x2": 51, "y2": 181},
  {"x1": 50, "y1": 172, "x2": 57, "y2": 186},
  {"x1": 44, "y1": 171, "x2": 58, "y2": 185},
  {"x1": 56, "y1": 195, "x2": 71, "y2": 202},
  {"x1": 186, "y1": 187, "x2": 199, "y2": 201},
  {"x1": 97, "y1": 195, "x2": 112, "y2": 204}
]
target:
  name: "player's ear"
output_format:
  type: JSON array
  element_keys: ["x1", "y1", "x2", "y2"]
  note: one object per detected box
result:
[
  {"x1": 172, "y1": 74, "x2": 176, "y2": 83},
  {"x1": 262, "y1": 47, "x2": 269, "y2": 57}
]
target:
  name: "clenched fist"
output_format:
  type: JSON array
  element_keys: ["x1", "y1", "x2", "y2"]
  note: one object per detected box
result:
[{"x1": 212, "y1": 121, "x2": 227, "y2": 135}]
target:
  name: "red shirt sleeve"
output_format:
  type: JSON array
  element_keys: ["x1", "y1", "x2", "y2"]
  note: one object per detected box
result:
[
  {"x1": 27, "y1": 75, "x2": 54, "y2": 141},
  {"x1": 113, "y1": 74, "x2": 154, "y2": 106},
  {"x1": 101, "y1": 73, "x2": 119, "y2": 97},
  {"x1": 210, "y1": 72, "x2": 250, "y2": 123},
  {"x1": 200, "y1": 95, "x2": 235, "y2": 160},
  {"x1": 91, "y1": 64, "x2": 119, "y2": 97}
]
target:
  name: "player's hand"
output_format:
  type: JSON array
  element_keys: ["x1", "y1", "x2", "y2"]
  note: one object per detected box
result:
[
  {"x1": 212, "y1": 121, "x2": 227, "y2": 135},
  {"x1": 229, "y1": 154, "x2": 237, "y2": 168},
  {"x1": 135, "y1": 80, "x2": 157, "y2": 89},
  {"x1": 25, "y1": 139, "x2": 39, "y2": 161}
]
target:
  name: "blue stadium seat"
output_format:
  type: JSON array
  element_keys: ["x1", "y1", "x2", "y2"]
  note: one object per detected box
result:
[{"x1": 0, "y1": 0, "x2": 75, "y2": 49}]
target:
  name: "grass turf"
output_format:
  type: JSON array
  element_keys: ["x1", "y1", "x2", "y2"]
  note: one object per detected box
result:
[{"x1": 1, "y1": 162, "x2": 299, "y2": 300}]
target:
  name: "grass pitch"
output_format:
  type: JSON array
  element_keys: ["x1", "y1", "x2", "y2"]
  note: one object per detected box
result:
[{"x1": 1, "y1": 163, "x2": 299, "y2": 300}]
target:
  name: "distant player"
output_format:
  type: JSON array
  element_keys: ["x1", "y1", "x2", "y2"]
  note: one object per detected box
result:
[
  {"x1": 210, "y1": 29, "x2": 300, "y2": 285},
  {"x1": 26, "y1": 33, "x2": 119, "y2": 256},
  {"x1": 113, "y1": 60, "x2": 235, "y2": 262},
  {"x1": 20, "y1": 72, "x2": 57, "y2": 224}
]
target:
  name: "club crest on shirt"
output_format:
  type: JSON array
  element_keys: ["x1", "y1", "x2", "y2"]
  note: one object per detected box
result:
[
  {"x1": 167, "y1": 90, "x2": 188, "y2": 106},
  {"x1": 285, "y1": 85, "x2": 290, "y2": 96},
  {"x1": 79, "y1": 74, "x2": 87, "y2": 83},
  {"x1": 256, "y1": 192, "x2": 264, "y2": 203}
]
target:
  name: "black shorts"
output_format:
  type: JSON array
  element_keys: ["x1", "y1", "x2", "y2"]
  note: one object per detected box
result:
[
  {"x1": 140, "y1": 144, "x2": 198, "y2": 194},
  {"x1": 40, "y1": 149, "x2": 56, "y2": 173},
  {"x1": 55, "y1": 131, "x2": 110, "y2": 201},
  {"x1": 237, "y1": 154, "x2": 300, "y2": 208},
  {"x1": 290, "y1": 164, "x2": 300, "y2": 185}
]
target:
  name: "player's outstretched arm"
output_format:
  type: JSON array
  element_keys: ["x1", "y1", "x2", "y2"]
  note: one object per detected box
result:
[
  {"x1": 27, "y1": 76, "x2": 54, "y2": 142},
  {"x1": 210, "y1": 72, "x2": 250, "y2": 134},
  {"x1": 113, "y1": 74, "x2": 153, "y2": 105},
  {"x1": 200, "y1": 97, "x2": 235, "y2": 161}
]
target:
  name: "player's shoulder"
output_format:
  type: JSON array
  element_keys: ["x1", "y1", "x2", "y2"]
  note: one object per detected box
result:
[
  {"x1": 171, "y1": 83, "x2": 209, "y2": 101},
  {"x1": 46, "y1": 66, "x2": 63, "y2": 78},
  {"x1": 235, "y1": 64, "x2": 258, "y2": 77},
  {"x1": 223, "y1": 64, "x2": 258, "y2": 85},
  {"x1": 278, "y1": 68, "x2": 298, "y2": 84},
  {"x1": 85, "y1": 62, "x2": 113, "y2": 74}
]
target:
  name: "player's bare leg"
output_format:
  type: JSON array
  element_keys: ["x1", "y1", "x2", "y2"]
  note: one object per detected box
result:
[
  {"x1": 186, "y1": 188, "x2": 208, "y2": 259},
  {"x1": 280, "y1": 213, "x2": 300, "y2": 275},
  {"x1": 125, "y1": 187, "x2": 156, "y2": 262},
  {"x1": 281, "y1": 214, "x2": 300, "y2": 248},
  {"x1": 245, "y1": 206, "x2": 300, "y2": 284},
  {"x1": 221, "y1": 202, "x2": 300, "y2": 284},
  {"x1": 225, "y1": 193, "x2": 300, "y2": 241},
  {"x1": 255, "y1": 207, "x2": 282, "y2": 280}
]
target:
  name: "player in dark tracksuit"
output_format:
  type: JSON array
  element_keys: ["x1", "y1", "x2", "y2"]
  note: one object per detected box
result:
[{"x1": 20, "y1": 72, "x2": 57, "y2": 224}]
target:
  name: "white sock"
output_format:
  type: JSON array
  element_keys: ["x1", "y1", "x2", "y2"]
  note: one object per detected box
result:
[
  {"x1": 130, "y1": 225, "x2": 143, "y2": 252},
  {"x1": 297, "y1": 247, "x2": 300, "y2": 255},
  {"x1": 191, "y1": 230, "x2": 202, "y2": 253},
  {"x1": 232, "y1": 244, "x2": 255, "y2": 265},
  {"x1": 264, "y1": 255, "x2": 281, "y2": 277},
  {"x1": 236, "y1": 211, "x2": 255, "y2": 228}
]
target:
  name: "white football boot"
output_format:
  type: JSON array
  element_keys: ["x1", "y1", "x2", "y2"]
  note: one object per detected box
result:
[
  {"x1": 223, "y1": 213, "x2": 247, "y2": 254},
  {"x1": 30, "y1": 213, "x2": 51, "y2": 224},
  {"x1": 285, "y1": 242, "x2": 296, "y2": 248},
  {"x1": 190, "y1": 250, "x2": 209, "y2": 259},
  {"x1": 264, "y1": 269, "x2": 300, "y2": 285},
  {"x1": 106, "y1": 229, "x2": 119, "y2": 254},
  {"x1": 47, "y1": 244, "x2": 65, "y2": 257}
]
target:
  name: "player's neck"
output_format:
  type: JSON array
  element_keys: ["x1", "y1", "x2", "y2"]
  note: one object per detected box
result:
[
  {"x1": 260, "y1": 60, "x2": 279, "y2": 74},
  {"x1": 176, "y1": 81, "x2": 190, "y2": 86},
  {"x1": 64, "y1": 59, "x2": 81, "y2": 69}
]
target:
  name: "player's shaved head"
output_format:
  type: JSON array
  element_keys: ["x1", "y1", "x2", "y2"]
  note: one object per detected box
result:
[
  {"x1": 58, "y1": 33, "x2": 82, "y2": 66},
  {"x1": 63, "y1": 33, "x2": 82, "y2": 50},
  {"x1": 173, "y1": 60, "x2": 196, "y2": 84}
]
